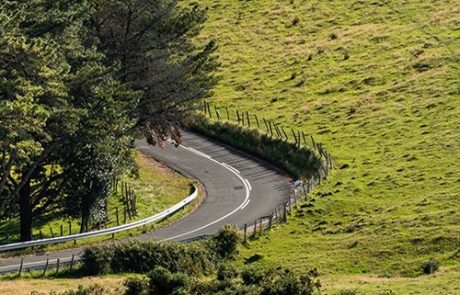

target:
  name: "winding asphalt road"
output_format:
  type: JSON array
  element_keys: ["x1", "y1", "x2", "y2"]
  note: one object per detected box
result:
[{"x1": 0, "y1": 131, "x2": 291, "y2": 274}]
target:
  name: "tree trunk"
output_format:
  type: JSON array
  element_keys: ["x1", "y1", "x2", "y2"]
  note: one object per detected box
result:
[
  {"x1": 19, "y1": 178, "x2": 32, "y2": 242},
  {"x1": 80, "y1": 207, "x2": 90, "y2": 233}
]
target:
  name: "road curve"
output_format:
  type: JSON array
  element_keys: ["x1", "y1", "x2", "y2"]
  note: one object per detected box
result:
[{"x1": 0, "y1": 131, "x2": 291, "y2": 274}]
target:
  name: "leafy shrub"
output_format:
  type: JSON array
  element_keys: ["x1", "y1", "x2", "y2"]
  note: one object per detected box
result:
[
  {"x1": 209, "y1": 225, "x2": 240, "y2": 259},
  {"x1": 217, "y1": 264, "x2": 239, "y2": 281},
  {"x1": 82, "y1": 240, "x2": 215, "y2": 275},
  {"x1": 240, "y1": 266, "x2": 320, "y2": 295},
  {"x1": 60, "y1": 284, "x2": 106, "y2": 295},
  {"x1": 147, "y1": 266, "x2": 190, "y2": 295},
  {"x1": 422, "y1": 258, "x2": 440, "y2": 275},
  {"x1": 241, "y1": 266, "x2": 268, "y2": 285},
  {"x1": 81, "y1": 245, "x2": 114, "y2": 275},
  {"x1": 124, "y1": 277, "x2": 148, "y2": 295},
  {"x1": 187, "y1": 116, "x2": 322, "y2": 178},
  {"x1": 82, "y1": 225, "x2": 243, "y2": 276},
  {"x1": 118, "y1": 263, "x2": 321, "y2": 295}
]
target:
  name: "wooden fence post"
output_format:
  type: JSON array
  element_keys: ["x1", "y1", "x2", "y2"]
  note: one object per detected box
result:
[
  {"x1": 69, "y1": 254, "x2": 75, "y2": 271},
  {"x1": 215, "y1": 106, "x2": 221, "y2": 120},
  {"x1": 269, "y1": 214, "x2": 273, "y2": 229},
  {"x1": 272, "y1": 124, "x2": 278, "y2": 137},
  {"x1": 39, "y1": 230, "x2": 43, "y2": 240},
  {"x1": 297, "y1": 130, "x2": 301, "y2": 148},
  {"x1": 115, "y1": 207, "x2": 120, "y2": 226},
  {"x1": 259, "y1": 219, "x2": 263, "y2": 235},
  {"x1": 310, "y1": 135, "x2": 316, "y2": 150},
  {"x1": 278, "y1": 125, "x2": 284, "y2": 138},
  {"x1": 254, "y1": 114, "x2": 260, "y2": 128},
  {"x1": 56, "y1": 258, "x2": 60, "y2": 275},
  {"x1": 236, "y1": 110, "x2": 241, "y2": 124},
  {"x1": 246, "y1": 112, "x2": 250, "y2": 128},
  {"x1": 123, "y1": 207, "x2": 127, "y2": 223},
  {"x1": 283, "y1": 203, "x2": 287, "y2": 222},
  {"x1": 268, "y1": 121, "x2": 274, "y2": 136},
  {"x1": 18, "y1": 257, "x2": 24, "y2": 276},
  {"x1": 243, "y1": 223, "x2": 247, "y2": 243},
  {"x1": 68, "y1": 221, "x2": 72, "y2": 235},
  {"x1": 60, "y1": 224, "x2": 63, "y2": 237},
  {"x1": 49, "y1": 225, "x2": 54, "y2": 238},
  {"x1": 43, "y1": 257, "x2": 49, "y2": 276},
  {"x1": 291, "y1": 128, "x2": 298, "y2": 144},
  {"x1": 253, "y1": 220, "x2": 257, "y2": 237},
  {"x1": 302, "y1": 131, "x2": 308, "y2": 146},
  {"x1": 225, "y1": 107, "x2": 230, "y2": 120},
  {"x1": 281, "y1": 127, "x2": 289, "y2": 141},
  {"x1": 207, "y1": 102, "x2": 212, "y2": 117},
  {"x1": 263, "y1": 118, "x2": 270, "y2": 133}
]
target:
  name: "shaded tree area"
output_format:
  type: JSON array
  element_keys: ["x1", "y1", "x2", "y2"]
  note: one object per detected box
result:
[
  {"x1": 0, "y1": 0, "x2": 217, "y2": 241},
  {"x1": 88, "y1": 0, "x2": 219, "y2": 146}
]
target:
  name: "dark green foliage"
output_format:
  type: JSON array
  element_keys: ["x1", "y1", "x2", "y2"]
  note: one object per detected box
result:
[
  {"x1": 422, "y1": 258, "x2": 440, "y2": 275},
  {"x1": 124, "y1": 277, "x2": 148, "y2": 295},
  {"x1": 0, "y1": 0, "x2": 217, "y2": 241},
  {"x1": 60, "y1": 284, "x2": 106, "y2": 295},
  {"x1": 88, "y1": 0, "x2": 219, "y2": 146},
  {"x1": 188, "y1": 117, "x2": 321, "y2": 178},
  {"x1": 124, "y1": 263, "x2": 321, "y2": 295},
  {"x1": 244, "y1": 267, "x2": 320, "y2": 295},
  {"x1": 0, "y1": 0, "x2": 138, "y2": 240},
  {"x1": 111, "y1": 241, "x2": 213, "y2": 274},
  {"x1": 82, "y1": 240, "x2": 217, "y2": 275},
  {"x1": 217, "y1": 264, "x2": 239, "y2": 281},
  {"x1": 147, "y1": 266, "x2": 190, "y2": 295},
  {"x1": 81, "y1": 245, "x2": 114, "y2": 275},
  {"x1": 209, "y1": 225, "x2": 241, "y2": 259},
  {"x1": 241, "y1": 267, "x2": 268, "y2": 285}
]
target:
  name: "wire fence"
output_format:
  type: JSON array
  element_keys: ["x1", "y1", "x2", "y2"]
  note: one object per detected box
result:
[
  {"x1": 200, "y1": 100, "x2": 333, "y2": 242},
  {"x1": 201, "y1": 101, "x2": 333, "y2": 174}
]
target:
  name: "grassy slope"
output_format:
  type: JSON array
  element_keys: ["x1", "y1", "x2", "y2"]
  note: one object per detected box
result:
[
  {"x1": 190, "y1": 0, "x2": 460, "y2": 291},
  {"x1": 0, "y1": 275, "x2": 126, "y2": 295},
  {"x1": 0, "y1": 150, "x2": 194, "y2": 252}
]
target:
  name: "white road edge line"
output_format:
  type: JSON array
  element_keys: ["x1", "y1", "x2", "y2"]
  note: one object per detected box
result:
[
  {"x1": 161, "y1": 145, "x2": 251, "y2": 241},
  {"x1": 221, "y1": 162, "x2": 241, "y2": 174},
  {"x1": 0, "y1": 144, "x2": 253, "y2": 272},
  {"x1": 240, "y1": 199, "x2": 251, "y2": 210},
  {"x1": 245, "y1": 178, "x2": 252, "y2": 191}
]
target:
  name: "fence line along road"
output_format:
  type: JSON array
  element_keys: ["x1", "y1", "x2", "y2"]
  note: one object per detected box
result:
[{"x1": 0, "y1": 186, "x2": 198, "y2": 252}]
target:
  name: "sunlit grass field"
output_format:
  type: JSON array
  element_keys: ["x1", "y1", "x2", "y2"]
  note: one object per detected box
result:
[{"x1": 189, "y1": 0, "x2": 459, "y2": 293}]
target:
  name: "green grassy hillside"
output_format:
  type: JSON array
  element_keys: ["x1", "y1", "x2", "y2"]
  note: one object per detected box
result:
[{"x1": 191, "y1": 0, "x2": 459, "y2": 292}]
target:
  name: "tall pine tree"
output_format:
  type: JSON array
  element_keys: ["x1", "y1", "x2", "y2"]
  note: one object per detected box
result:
[{"x1": 88, "y1": 0, "x2": 219, "y2": 146}]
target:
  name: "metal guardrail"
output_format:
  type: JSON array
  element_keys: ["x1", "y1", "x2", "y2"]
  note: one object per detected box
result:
[{"x1": 0, "y1": 185, "x2": 198, "y2": 252}]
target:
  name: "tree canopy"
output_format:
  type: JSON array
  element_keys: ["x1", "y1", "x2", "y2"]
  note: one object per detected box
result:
[{"x1": 0, "y1": 0, "x2": 217, "y2": 241}]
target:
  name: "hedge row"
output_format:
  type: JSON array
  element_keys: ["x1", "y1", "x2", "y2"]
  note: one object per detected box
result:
[
  {"x1": 187, "y1": 116, "x2": 322, "y2": 179},
  {"x1": 81, "y1": 225, "x2": 240, "y2": 276}
]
